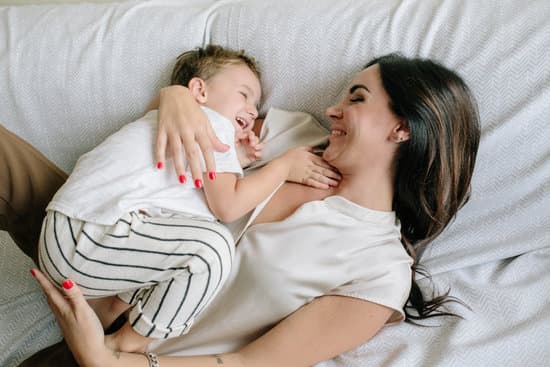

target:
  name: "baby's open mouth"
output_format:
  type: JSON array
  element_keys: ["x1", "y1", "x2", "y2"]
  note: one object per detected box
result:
[{"x1": 236, "y1": 117, "x2": 248, "y2": 130}]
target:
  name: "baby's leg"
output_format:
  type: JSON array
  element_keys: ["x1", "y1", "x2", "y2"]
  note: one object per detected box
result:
[
  {"x1": 42, "y1": 212, "x2": 234, "y2": 347},
  {"x1": 121, "y1": 216, "x2": 235, "y2": 341},
  {"x1": 88, "y1": 295, "x2": 131, "y2": 329},
  {"x1": 103, "y1": 215, "x2": 236, "y2": 352}
]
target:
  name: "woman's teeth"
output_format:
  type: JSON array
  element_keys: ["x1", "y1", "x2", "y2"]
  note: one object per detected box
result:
[{"x1": 331, "y1": 130, "x2": 346, "y2": 136}]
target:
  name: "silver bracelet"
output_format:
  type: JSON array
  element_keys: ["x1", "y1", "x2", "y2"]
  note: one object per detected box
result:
[{"x1": 144, "y1": 352, "x2": 160, "y2": 367}]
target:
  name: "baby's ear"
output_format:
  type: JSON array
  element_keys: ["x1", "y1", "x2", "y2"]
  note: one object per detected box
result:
[{"x1": 188, "y1": 77, "x2": 208, "y2": 103}]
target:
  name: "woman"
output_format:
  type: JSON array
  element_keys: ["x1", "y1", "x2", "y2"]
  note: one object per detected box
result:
[{"x1": 18, "y1": 53, "x2": 480, "y2": 366}]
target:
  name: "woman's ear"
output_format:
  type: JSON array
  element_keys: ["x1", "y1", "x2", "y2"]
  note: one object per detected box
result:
[
  {"x1": 391, "y1": 119, "x2": 410, "y2": 143},
  {"x1": 187, "y1": 77, "x2": 208, "y2": 104}
]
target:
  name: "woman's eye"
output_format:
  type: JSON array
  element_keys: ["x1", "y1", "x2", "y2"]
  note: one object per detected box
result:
[
  {"x1": 240, "y1": 91, "x2": 248, "y2": 98},
  {"x1": 349, "y1": 96, "x2": 364, "y2": 103}
]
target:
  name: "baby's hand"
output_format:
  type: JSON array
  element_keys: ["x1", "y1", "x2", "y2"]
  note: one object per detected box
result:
[
  {"x1": 236, "y1": 130, "x2": 264, "y2": 168},
  {"x1": 280, "y1": 146, "x2": 341, "y2": 189}
]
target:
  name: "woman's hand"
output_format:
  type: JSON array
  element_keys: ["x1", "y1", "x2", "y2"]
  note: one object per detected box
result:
[
  {"x1": 156, "y1": 85, "x2": 230, "y2": 182},
  {"x1": 280, "y1": 146, "x2": 341, "y2": 189},
  {"x1": 30, "y1": 269, "x2": 112, "y2": 367}
]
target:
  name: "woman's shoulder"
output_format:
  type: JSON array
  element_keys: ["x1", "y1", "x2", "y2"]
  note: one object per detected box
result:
[{"x1": 252, "y1": 182, "x2": 334, "y2": 225}]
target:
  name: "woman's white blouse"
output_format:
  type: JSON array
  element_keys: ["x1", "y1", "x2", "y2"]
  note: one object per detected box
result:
[{"x1": 152, "y1": 195, "x2": 413, "y2": 356}]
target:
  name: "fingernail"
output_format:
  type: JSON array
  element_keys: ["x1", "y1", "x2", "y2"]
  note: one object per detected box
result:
[
  {"x1": 208, "y1": 171, "x2": 216, "y2": 181},
  {"x1": 30, "y1": 269, "x2": 36, "y2": 277},
  {"x1": 157, "y1": 161, "x2": 163, "y2": 170},
  {"x1": 194, "y1": 179, "x2": 203, "y2": 189},
  {"x1": 179, "y1": 174, "x2": 186, "y2": 184},
  {"x1": 62, "y1": 279, "x2": 74, "y2": 290}
]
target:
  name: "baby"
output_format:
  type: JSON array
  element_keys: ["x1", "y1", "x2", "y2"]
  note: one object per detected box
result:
[{"x1": 38, "y1": 45, "x2": 318, "y2": 352}]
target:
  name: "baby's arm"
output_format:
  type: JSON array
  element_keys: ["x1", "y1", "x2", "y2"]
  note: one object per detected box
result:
[{"x1": 203, "y1": 147, "x2": 340, "y2": 223}]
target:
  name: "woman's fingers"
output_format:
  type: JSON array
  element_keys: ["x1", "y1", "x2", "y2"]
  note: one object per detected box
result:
[
  {"x1": 30, "y1": 269, "x2": 72, "y2": 317},
  {"x1": 155, "y1": 130, "x2": 168, "y2": 169},
  {"x1": 197, "y1": 121, "x2": 229, "y2": 179},
  {"x1": 31, "y1": 269, "x2": 111, "y2": 366},
  {"x1": 32, "y1": 269, "x2": 91, "y2": 321},
  {"x1": 155, "y1": 85, "x2": 228, "y2": 183},
  {"x1": 58, "y1": 278, "x2": 89, "y2": 314},
  {"x1": 170, "y1": 137, "x2": 187, "y2": 184},
  {"x1": 181, "y1": 132, "x2": 202, "y2": 186}
]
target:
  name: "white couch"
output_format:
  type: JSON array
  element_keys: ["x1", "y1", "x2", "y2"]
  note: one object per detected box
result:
[{"x1": 1, "y1": 1, "x2": 549, "y2": 366}]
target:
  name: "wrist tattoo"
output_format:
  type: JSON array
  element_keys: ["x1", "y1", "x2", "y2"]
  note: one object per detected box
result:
[{"x1": 213, "y1": 354, "x2": 224, "y2": 364}]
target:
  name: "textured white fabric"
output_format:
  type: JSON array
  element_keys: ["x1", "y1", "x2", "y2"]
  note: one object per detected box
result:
[
  {"x1": 152, "y1": 195, "x2": 412, "y2": 356},
  {"x1": 1, "y1": 0, "x2": 550, "y2": 366},
  {"x1": 0, "y1": 0, "x2": 219, "y2": 173},
  {"x1": 47, "y1": 107, "x2": 241, "y2": 225}
]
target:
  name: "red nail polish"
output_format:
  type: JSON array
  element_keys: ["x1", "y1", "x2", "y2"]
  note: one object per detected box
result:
[
  {"x1": 62, "y1": 279, "x2": 74, "y2": 290},
  {"x1": 179, "y1": 174, "x2": 186, "y2": 184},
  {"x1": 157, "y1": 161, "x2": 163, "y2": 169},
  {"x1": 30, "y1": 269, "x2": 36, "y2": 277},
  {"x1": 208, "y1": 171, "x2": 216, "y2": 181},
  {"x1": 194, "y1": 179, "x2": 203, "y2": 189}
]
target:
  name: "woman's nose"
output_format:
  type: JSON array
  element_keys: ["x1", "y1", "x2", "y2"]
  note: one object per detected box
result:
[{"x1": 325, "y1": 104, "x2": 343, "y2": 120}]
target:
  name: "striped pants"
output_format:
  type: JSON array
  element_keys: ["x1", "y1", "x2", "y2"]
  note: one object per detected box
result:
[{"x1": 38, "y1": 210, "x2": 234, "y2": 339}]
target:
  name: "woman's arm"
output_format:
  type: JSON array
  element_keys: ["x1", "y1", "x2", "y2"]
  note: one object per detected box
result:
[
  {"x1": 112, "y1": 295, "x2": 392, "y2": 367},
  {"x1": 31, "y1": 268, "x2": 392, "y2": 367},
  {"x1": 238, "y1": 294, "x2": 393, "y2": 367}
]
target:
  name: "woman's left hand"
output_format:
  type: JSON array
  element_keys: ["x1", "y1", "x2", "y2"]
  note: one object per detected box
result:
[{"x1": 31, "y1": 269, "x2": 112, "y2": 367}]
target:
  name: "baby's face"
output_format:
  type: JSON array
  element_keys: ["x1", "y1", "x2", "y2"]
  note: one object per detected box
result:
[{"x1": 203, "y1": 63, "x2": 261, "y2": 135}]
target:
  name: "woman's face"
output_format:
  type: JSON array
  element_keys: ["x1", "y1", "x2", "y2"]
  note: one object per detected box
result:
[{"x1": 323, "y1": 64, "x2": 405, "y2": 171}]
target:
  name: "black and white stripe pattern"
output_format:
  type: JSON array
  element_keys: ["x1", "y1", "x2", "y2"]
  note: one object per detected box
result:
[{"x1": 38, "y1": 210, "x2": 234, "y2": 339}]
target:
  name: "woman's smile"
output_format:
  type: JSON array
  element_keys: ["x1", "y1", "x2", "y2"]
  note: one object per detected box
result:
[{"x1": 328, "y1": 122, "x2": 348, "y2": 144}]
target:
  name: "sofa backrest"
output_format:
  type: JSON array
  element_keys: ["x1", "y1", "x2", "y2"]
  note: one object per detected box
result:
[{"x1": 1, "y1": 0, "x2": 549, "y2": 270}]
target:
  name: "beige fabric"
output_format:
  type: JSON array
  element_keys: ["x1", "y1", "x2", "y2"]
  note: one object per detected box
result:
[{"x1": 0, "y1": 123, "x2": 67, "y2": 264}]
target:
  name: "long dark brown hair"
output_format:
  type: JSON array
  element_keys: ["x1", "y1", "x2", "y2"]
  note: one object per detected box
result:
[{"x1": 366, "y1": 54, "x2": 481, "y2": 322}]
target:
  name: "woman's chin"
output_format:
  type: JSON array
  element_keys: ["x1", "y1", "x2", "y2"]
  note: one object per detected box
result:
[{"x1": 322, "y1": 149, "x2": 338, "y2": 167}]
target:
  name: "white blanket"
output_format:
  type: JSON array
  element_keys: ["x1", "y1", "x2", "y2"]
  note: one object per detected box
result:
[{"x1": 1, "y1": 0, "x2": 549, "y2": 366}]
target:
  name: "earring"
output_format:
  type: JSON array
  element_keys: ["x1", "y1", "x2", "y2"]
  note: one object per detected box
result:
[{"x1": 393, "y1": 135, "x2": 403, "y2": 142}]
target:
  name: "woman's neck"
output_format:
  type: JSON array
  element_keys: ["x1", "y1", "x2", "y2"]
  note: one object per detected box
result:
[{"x1": 332, "y1": 164, "x2": 394, "y2": 212}]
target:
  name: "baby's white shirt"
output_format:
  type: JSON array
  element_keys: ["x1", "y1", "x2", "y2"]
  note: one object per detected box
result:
[{"x1": 47, "y1": 107, "x2": 242, "y2": 224}]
